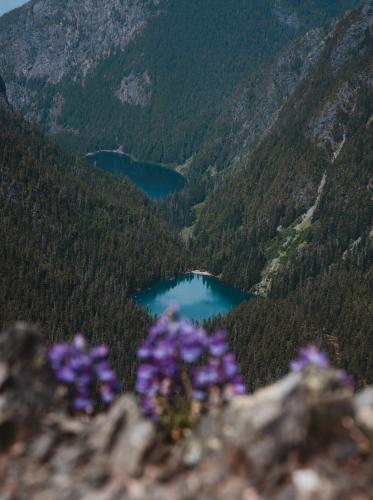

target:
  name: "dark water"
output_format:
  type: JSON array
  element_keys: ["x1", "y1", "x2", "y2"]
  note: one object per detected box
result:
[
  {"x1": 132, "y1": 273, "x2": 252, "y2": 322},
  {"x1": 85, "y1": 151, "x2": 186, "y2": 199}
]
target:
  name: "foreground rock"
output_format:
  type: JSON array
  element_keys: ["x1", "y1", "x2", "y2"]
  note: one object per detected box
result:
[{"x1": 0, "y1": 324, "x2": 372, "y2": 499}]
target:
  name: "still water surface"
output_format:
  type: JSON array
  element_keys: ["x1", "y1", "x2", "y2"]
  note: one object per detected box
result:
[
  {"x1": 132, "y1": 273, "x2": 252, "y2": 322},
  {"x1": 85, "y1": 151, "x2": 186, "y2": 199}
]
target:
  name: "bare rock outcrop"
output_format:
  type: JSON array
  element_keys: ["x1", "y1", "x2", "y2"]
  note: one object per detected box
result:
[
  {"x1": 0, "y1": 323, "x2": 372, "y2": 499},
  {"x1": 115, "y1": 72, "x2": 152, "y2": 107},
  {"x1": 0, "y1": 0, "x2": 160, "y2": 85},
  {"x1": 0, "y1": 0, "x2": 162, "y2": 125},
  {"x1": 330, "y1": 1, "x2": 373, "y2": 71},
  {"x1": 0, "y1": 323, "x2": 58, "y2": 450},
  {"x1": 193, "y1": 23, "x2": 328, "y2": 169}
]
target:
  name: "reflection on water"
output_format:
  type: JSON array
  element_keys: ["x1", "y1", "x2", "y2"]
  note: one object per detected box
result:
[{"x1": 132, "y1": 273, "x2": 252, "y2": 322}]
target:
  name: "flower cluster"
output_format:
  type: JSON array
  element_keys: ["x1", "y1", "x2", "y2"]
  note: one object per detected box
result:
[
  {"x1": 136, "y1": 305, "x2": 246, "y2": 429},
  {"x1": 49, "y1": 334, "x2": 120, "y2": 413},
  {"x1": 290, "y1": 344, "x2": 353, "y2": 387},
  {"x1": 289, "y1": 345, "x2": 330, "y2": 371}
]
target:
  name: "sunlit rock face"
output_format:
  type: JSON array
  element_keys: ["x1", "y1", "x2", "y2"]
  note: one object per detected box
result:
[
  {"x1": 0, "y1": 0, "x2": 159, "y2": 126},
  {"x1": 0, "y1": 0, "x2": 158, "y2": 84},
  {"x1": 115, "y1": 72, "x2": 152, "y2": 107},
  {"x1": 0, "y1": 323, "x2": 372, "y2": 499}
]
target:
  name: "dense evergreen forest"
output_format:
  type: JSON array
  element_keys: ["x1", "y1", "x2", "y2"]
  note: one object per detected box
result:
[
  {"x1": 197, "y1": 5, "x2": 373, "y2": 386},
  {"x1": 0, "y1": 102, "x2": 188, "y2": 385},
  {"x1": 193, "y1": 4, "x2": 373, "y2": 290},
  {"x1": 208, "y1": 263, "x2": 372, "y2": 390},
  {"x1": 0, "y1": 1, "x2": 371, "y2": 392}
]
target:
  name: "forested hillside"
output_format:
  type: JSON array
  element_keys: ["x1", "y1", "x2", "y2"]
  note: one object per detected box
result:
[
  {"x1": 0, "y1": 91, "x2": 187, "y2": 384},
  {"x1": 0, "y1": 1, "x2": 371, "y2": 393},
  {"x1": 198, "y1": 3, "x2": 373, "y2": 387},
  {"x1": 194, "y1": 2, "x2": 373, "y2": 290},
  {"x1": 208, "y1": 264, "x2": 372, "y2": 390}
]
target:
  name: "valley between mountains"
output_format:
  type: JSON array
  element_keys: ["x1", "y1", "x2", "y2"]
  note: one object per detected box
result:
[{"x1": 0, "y1": 0, "x2": 372, "y2": 392}]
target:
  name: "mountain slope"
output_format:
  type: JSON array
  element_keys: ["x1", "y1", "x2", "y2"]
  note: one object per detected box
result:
[
  {"x1": 0, "y1": 83, "x2": 186, "y2": 383},
  {"x1": 0, "y1": 0, "x2": 361, "y2": 163},
  {"x1": 189, "y1": 26, "x2": 327, "y2": 171},
  {"x1": 0, "y1": 0, "x2": 371, "y2": 392},
  {"x1": 194, "y1": 1, "x2": 373, "y2": 290},
  {"x1": 197, "y1": 2, "x2": 373, "y2": 387}
]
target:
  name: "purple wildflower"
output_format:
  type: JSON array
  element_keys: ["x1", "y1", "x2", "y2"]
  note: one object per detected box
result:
[
  {"x1": 290, "y1": 344, "x2": 330, "y2": 372},
  {"x1": 90, "y1": 345, "x2": 109, "y2": 360},
  {"x1": 230, "y1": 376, "x2": 246, "y2": 395},
  {"x1": 136, "y1": 306, "x2": 246, "y2": 426},
  {"x1": 221, "y1": 353, "x2": 239, "y2": 378},
  {"x1": 208, "y1": 331, "x2": 228, "y2": 357},
  {"x1": 339, "y1": 369, "x2": 354, "y2": 388},
  {"x1": 74, "y1": 397, "x2": 93, "y2": 412},
  {"x1": 193, "y1": 352, "x2": 246, "y2": 401},
  {"x1": 290, "y1": 344, "x2": 354, "y2": 389},
  {"x1": 48, "y1": 334, "x2": 119, "y2": 413},
  {"x1": 180, "y1": 329, "x2": 206, "y2": 362},
  {"x1": 192, "y1": 389, "x2": 206, "y2": 401},
  {"x1": 73, "y1": 333, "x2": 86, "y2": 350},
  {"x1": 141, "y1": 396, "x2": 161, "y2": 422},
  {"x1": 57, "y1": 366, "x2": 76, "y2": 384}
]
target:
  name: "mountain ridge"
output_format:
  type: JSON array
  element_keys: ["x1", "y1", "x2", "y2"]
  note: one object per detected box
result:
[{"x1": 0, "y1": 0, "x2": 362, "y2": 164}]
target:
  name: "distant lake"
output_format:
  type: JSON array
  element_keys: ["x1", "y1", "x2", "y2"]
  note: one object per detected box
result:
[
  {"x1": 132, "y1": 273, "x2": 252, "y2": 322},
  {"x1": 85, "y1": 151, "x2": 186, "y2": 199}
]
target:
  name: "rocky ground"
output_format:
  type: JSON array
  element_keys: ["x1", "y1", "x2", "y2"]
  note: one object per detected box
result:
[{"x1": 0, "y1": 323, "x2": 372, "y2": 499}]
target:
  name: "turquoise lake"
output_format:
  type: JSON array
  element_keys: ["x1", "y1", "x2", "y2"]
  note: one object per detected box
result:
[
  {"x1": 132, "y1": 273, "x2": 252, "y2": 322},
  {"x1": 85, "y1": 151, "x2": 186, "y2": 199}
]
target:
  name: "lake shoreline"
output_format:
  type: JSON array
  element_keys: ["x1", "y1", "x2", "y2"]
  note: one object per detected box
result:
[
  {"x1": 190, "y1": 269, "x2": 215, "y2": 277},
  {"x1": 85, "y1": 149, "x2": 186, "y2": 199},
  {"x1": 85, "y1": 147, "x2": 181, "y2": 172},
  {"x1": 132, "y1": 272, "x2": 252, "y2": 321}
]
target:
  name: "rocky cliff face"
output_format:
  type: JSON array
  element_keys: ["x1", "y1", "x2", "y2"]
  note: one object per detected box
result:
[
  {"x1": 1, "y1": 324, "x2": 372, "y2": 500},
  {"x1": 0, "y1": 0, "x2": 360, "y2": 160},
  {"x1": 0, "y1": 0, "x2": 157, "y2": 84},
  {"x1": 0, "y1": 0, "x2": 159, "y2": 128},
  {"x1": 306, "y1": 1, "x2": 373, "y2": 161},
  {"x1": 192, "y1": 25, "x2": 328, "y2": 169},
  {"x1": 199, "y1": 1, "x2": 373, "y2": 170}
]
